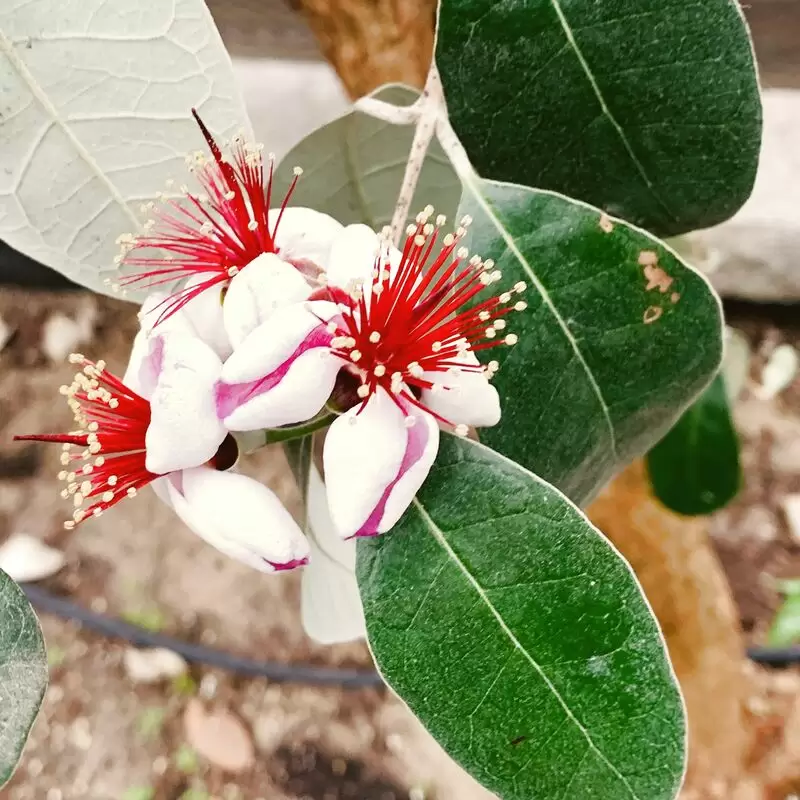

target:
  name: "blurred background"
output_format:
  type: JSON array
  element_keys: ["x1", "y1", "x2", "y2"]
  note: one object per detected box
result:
[{"x1": 1, "y1": 1, "x2": 799, "y2": 798}]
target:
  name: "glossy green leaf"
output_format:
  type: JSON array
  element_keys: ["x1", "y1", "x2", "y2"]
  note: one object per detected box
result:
[
  {"x1": 0, "y1": 569, "x2": 48, "y2": 786},
  {"x1": 645, "y1": 375, "x2": 741, "y2": 516},
  {"x1": 767, "y1": 594, "x2": 800, "y2": 648},
  {"x1": 436, "y1": 0, "x2": 762, "y2": 236},
  {"x1": 357, "y1": 435, "x2": 686, "y2": 800},
  {"x1": 272, "y1": 85, "x2": 461, "y2": 228},
  {"x1": 458, "y1": 177, "x2": 722, "y2": 505}
]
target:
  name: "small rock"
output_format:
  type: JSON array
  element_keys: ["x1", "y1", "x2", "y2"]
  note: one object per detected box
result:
[
  {"x1": 40, "y1": 301, "x2": 96, "y2": 363},
  {"x1": 782, "y1": 495, "x2": 800, "y2": 545},
  {"x1": 123, "y1": 647, "x2": 188, "y2": 684},
  {"x1": 722, "y1": 327, "x2": 750, "y2": 402},
  {"x1": 754, "y1": 343, "x2": 799, "y2": 400},
  {"x1": 769, "y1": 670, "x2": 800, "y2": 695},
  {"x1": 253, "y1": 712, "x2": 287, "y2": 754},
  {"x1": 183, "y1": 698, "x2": 255, "y2": 773},
  {"x1": 69, "y1": 716, "x2": 92, "y2": 750},
  {"x1": 746, "y1": 694, "x2": 771, "y2": 716},
  {"x1": 728, "y1": 779, "x2": 762, "y2": 800},
  {"x1": 0, "y1": 314, "x2": 12, "y2": 353},
  {"x1": 0, "y1": 533, "x2": 66, "y2": 582},
  {"x1": 199, "y1": 673, "x2": 218, "y2": 699},
  {"x1": 738, "y1": 506, "x2": 779, "y2": 544}
]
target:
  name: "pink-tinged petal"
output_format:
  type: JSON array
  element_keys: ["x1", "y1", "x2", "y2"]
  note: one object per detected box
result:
[
  {"x1": 124, "y1": 333, "x2": 165, "y2": 401},
  {"x1": 323, "y1": 389, "x2": 436, "y2": 539},
  {"x1": 223, "y1": 253, "x2": 312, "y2": 349},
  {"x1": 301, "y1": 466, "x2": 365, "y2": 644},
  {"x1": 177, "y1": 276, "x2": 232, "y2": 360},
  {"x1": 420, "y1": 348, "x2": 501, "y2": 428},
  {"x1": 219, "y1": 347, "x2": 341, "y2": 431},
  {"x1": 221, "y1": 300, "x2": 339, "y2": 385},
  {"x1": 145, "y1": 335, "x2": 226, "y2": 474},
  {"x1": 123, "y1": 328, "x2": 157, "y2": 399},
  {"x1": 326, "y1": 224, "x2": 382, "y2": 291},
  {"x1": 378, "y1": 403, "x2": 439, "y2": 531},
  {"x1": 269, "y1": 206, "x2": 344, "y2": 267},
  {"x1": 123, "y1": 291, "x2": 191, "y2": 397},
  {"x1": 164, "y1": 467, "x2": 309, "y2": 573}
]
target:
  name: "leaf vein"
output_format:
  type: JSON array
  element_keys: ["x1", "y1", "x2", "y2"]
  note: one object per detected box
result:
[{"x1": 414, "y1": 498, "x2": 642, "y2": 799}]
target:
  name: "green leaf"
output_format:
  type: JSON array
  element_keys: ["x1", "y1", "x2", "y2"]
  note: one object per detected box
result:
[
  {"x1": 436, "y1": 0, "x2": 762, "y2": 237},
  {"x1": 174, "y1": 743, "x2": 200, "y2": 774},
  {"x1": 774, "y1": 578, "x2": 800, "y2": 597},
  {"x1": 273, "y1": 85, "x2": 461, "y2": 228},
  {"x1": 458, "y1": 177, "x2": 722, "y2": 505},
  {"x1": 135, "y1": 707, "x2": 166, "y2": 743},
  {"x1": 284, "y1": 435, "x2": 314, "y2": 511},
  {"x1": 357, "y1": 435, "x2": 686, "y2": 800},
  {"x1": 646, "y1": 375, "x2": 741, "y2": 516},
  {"x1": 767, "y1": 594, "x2": 800, "y2": 648},
  {"x1": 0, "y1": 569, "x2": 48, "y2": 786},
  {"x1": 122, "y1": 788, "x2": 156, "y2": 800}
]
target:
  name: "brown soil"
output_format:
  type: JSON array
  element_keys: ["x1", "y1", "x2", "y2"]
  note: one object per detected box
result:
[{"x1": 0, "y1": 288, "x2": 798, "y2": 800}]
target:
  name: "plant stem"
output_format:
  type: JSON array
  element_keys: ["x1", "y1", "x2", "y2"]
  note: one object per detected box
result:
[
  {"x1": 264, "y1": 413, "x2": 337, "y2": 445},
  {"x1": 389, "y1": 66, "x2": 445, "y2": 245}
]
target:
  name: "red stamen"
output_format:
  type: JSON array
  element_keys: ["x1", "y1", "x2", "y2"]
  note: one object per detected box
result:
[
  {"x1": 14, "y1": 355, "x2": 158, "y2": 529},
  {"x1": 116, "y1": 110, "x2": 304, "y2": 323},
  {"x1": 328, "y1": 209, "x2": 526, "y2": 427}
]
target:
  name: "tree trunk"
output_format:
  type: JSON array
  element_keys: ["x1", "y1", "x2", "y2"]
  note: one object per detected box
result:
[
  {"x1": 298, "y1": 2, "x2": 749, "y2": 792},
  {"x1": 588, "y1": 461, "x2": 747, "y2": 793},
  {"x1": 297, "y1": 0, "x2": 436, "y2": 97}
]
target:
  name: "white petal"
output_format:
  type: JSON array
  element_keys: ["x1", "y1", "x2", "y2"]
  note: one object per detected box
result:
[
  {"x1": 221, "y1": 348, "x2": 341, "y2": 431},
  {"x1": 326, "y1": 223, "x2": 381, "y2": 291},
  {"x1": 223, "y1": 253, "x2": 312, "y2": 349},
  {"x1": 421, "y1": 355, "x2": 501, "y2": 428},
  {"x1": 145, "y1": 335, "x2": 226, "y2": 474},
  {"x1": 178, "y1": 277, "x2": 232, "y2": 360},
  {"x1": 166, "y1": 467, "x2": 309, "y2": 572},
  {"x1": 125, "y1": 291, "x2": 211, "y2": 398},
  {"x1": 323, "y1": 389, "x2": 408, "y2": 538},
  {"x1": 221, "y1": 300, "x2": 339, "y2": 385},
  {"x1": 301, "y1": 466, "x2": 366, "y2": 644},
  {"x1": 124, "y1": 292, "x2": 184, "y2": 397},
  {"x1": 269, "y1": 206, "x2": 343, "y2": 267},
  {"x1": 379, "y1": 404, "x2": 439, "y2": 532},
  {"x1": 122, "y1": 327, "x2": 157, "y2": 398}
]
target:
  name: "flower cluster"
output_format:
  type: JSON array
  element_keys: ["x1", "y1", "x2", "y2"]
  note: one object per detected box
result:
[{"x1": 17, "y1": 115, "x2": 523, "y2": 574}]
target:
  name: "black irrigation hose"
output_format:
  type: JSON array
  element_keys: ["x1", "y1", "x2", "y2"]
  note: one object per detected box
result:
[
  {"x1": 22, "y1": 583, "x2": 384, "y2": 689},
  {"x1": 746, "y1": 645, "x2": 800, "y2": 667},
  {"x1": 21, "y1": 584, "x2": 800, "y2": 685}
]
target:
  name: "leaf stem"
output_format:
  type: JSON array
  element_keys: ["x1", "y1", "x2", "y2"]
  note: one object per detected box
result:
[
  {"x1": 434, "y1": 111, "x2": 475, "y2": 183},
  {"x1": 353, "y1": 95, "x2": 421, "y2": 125}
]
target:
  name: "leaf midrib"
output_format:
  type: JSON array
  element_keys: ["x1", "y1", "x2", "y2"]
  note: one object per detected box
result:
[
  {"x1": 411, "y1": 492, "x2": 640, "y2": 799},
  {"x1": 463, "y1": 175, "x2": 620, "y2": 459},
  {"x1": 0, "y1": 28, "x2": 142, "y2": 232},
  {"x1": 545, "y1": 0, "x2": 677, "y2": 225}
]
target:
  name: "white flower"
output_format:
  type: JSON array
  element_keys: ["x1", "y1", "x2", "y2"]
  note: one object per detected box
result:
[
  {"x1": 215, "y1": 209, "x2": 523, "y2": 539},
  {"x1": 15, "y1": 322, "x2": 309, "y2": 573},
  {"x1": 118, "y1": 110, "x2": 343, "y2": 359}
]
